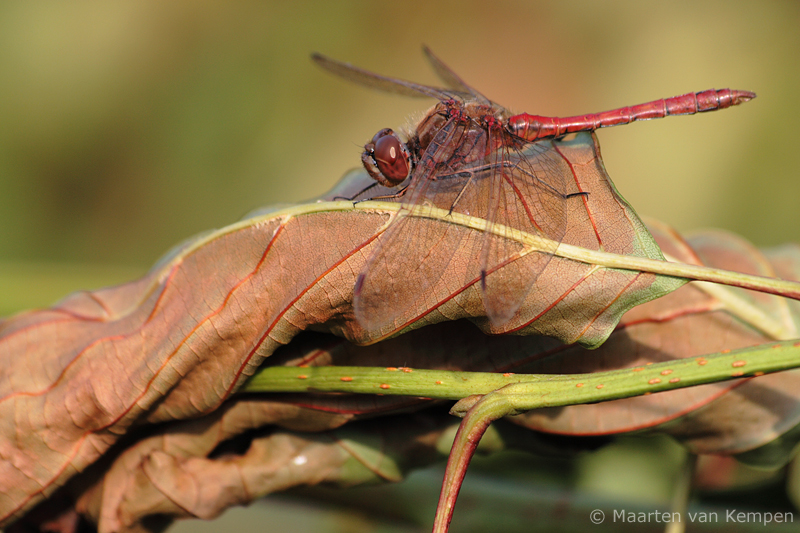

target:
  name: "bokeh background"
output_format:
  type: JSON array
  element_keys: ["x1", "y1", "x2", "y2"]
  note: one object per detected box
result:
[
  {"x1": 1, "y1": 1, "x2": 798, "y2": 531},
  {"x1": 1, "y1": 1, "x2": 798, "y2": 314}
]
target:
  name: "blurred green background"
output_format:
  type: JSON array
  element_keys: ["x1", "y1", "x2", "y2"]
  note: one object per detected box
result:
[
  {"x1": 0, "y1": 0, "x2": 798, "y2": 315},
  {"x1": 1, "y1": 2, "x2": 799, "y2": 531}
]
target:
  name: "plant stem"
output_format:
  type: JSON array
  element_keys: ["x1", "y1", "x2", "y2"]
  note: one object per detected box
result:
[{"x1": 242, "y1": 339, "x2": 800, "y2": 406}]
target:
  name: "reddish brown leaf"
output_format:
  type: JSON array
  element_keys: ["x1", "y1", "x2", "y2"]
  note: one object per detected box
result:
[
  {"x1": 12, "y1": 404, "x2": 455, "y2": 533},
  {"x1": 0, "y1": 132, "x2": 677, "y2": 526},
  {"x1": 325, "y1": 133, "x2": 680, "y2": 345},
  {"x1": 5, "y1": 220, "x2": 798, "y2": 529},
  {"x1": 267, "y1": 223, "x2": 800, "y2": 457},
  {"x1": 509, "y1": 225, "x2": 800, "y2": 459}
]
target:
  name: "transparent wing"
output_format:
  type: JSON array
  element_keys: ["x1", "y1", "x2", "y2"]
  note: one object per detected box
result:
[
  {"x1": 477, "y1": 131, "x2": 570, "y2": 325},
  {"x1": 353, "y1": 113, "x2": 479, "y2": 332},
  {"x1": 354, "y1": 115, "x2": 571, "y2": 332},
  {"x1": 421, "y1": 46, "x2": 484, "y2": 99},
  {"x1": 312, "y1": 53, "x2": 470, "y2": 100}
]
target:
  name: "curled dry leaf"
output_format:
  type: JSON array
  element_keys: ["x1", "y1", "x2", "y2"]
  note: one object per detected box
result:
[
  {"x1": 35, "y1": 225, "x2": 798, "y2": 532},
  {"x1": 271, "y1": 223, "x2": 800, "y2": 459},
  {"x1": 509, "y1": 224, "x2": 800, "y2": 460},
  {"x1": 11, "y1": 404, "x2": 460, "y2": 533},
  {"x1": 0, "y1": 132, "x2": 680, "y2": 528}
]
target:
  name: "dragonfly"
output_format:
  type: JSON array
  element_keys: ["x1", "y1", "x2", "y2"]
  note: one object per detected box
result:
[{"x1": 312, "y1": 47, "x2": 755, "y2": 333}]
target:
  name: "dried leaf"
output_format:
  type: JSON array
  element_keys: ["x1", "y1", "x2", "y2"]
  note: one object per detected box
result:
[
  {"x1": 0, "y1": 133, "x2": 678, "y2": 526},
  {"x1": 13, "y1": 404, "x2": 456, "y2": 533},
  {"x1": 262, "y1": 223, "x2": 800, "y2": 458},
  {"x1": 509, "y1": 225, "x2": 800, "y2": 458}
]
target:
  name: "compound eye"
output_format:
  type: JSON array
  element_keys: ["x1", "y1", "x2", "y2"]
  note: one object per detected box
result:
[{"x1": 372, "y1": 131, "x2": 410, "y2": 186}]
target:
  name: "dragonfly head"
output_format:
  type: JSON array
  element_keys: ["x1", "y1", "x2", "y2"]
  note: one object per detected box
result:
[{"x1": 362, "y1": 128, "x2": 412, "y2": 188}]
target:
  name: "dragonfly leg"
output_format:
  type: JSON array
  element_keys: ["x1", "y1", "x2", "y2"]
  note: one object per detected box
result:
[
  {"x1": 448, "y1": 173, "x2": 477, "y2": 215},
  {"x1": 333, "y1": 182, "x2": 379, "y2": 204},
  {"x1": 333, "y1": 181, "x2": 412, "y2": 205},
  {"x1": 436, "y1": 160, "x2": 589, "y2": 217},
  {"x1": 356, "y1": 182, "x2": 410, "y2": 203}
]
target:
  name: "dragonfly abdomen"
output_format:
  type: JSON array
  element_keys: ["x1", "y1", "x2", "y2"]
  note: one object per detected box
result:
[{"x1": 507, "y1": 88, "x2": 756, "y2": 141}]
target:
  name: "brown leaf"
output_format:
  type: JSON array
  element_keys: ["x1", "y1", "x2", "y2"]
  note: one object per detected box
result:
[
  {"x1": 503, "y1": 224, "x2": 800, "y2": 457},
  {"x1": 64, "y1": 405, "x2": 451, "y2": 533},
  {"x1": 267, "y1": 223, "x2": 800, "y2": 456},
  {"x1": 6, "y1": 217, "x2": 797, "y2": 529},
  {"x1": 326, "y1": 132, "x2": 680, "y2": 346},
  {"x1": 0, "y1": 132, "x2": 676, "y2": 526}
]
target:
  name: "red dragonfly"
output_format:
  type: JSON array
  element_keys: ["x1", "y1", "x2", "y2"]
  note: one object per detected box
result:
[{"x1": 313, "y1": 48, "x2": 755, "y2": 333}]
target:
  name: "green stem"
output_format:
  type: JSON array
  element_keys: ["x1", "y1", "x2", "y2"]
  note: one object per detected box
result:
[
  {"x1": 242, "y1": 339, "x2": 800, "y2": 406},
  {"x1": 243, "y1": 339, "x2": 800, "y2": 533},
  {"x1": 433, "y1": 391, "x2": 510, "y2": 533},
  {"x1": 432, "y1": 340, "x2": 800, "y2": 533}
]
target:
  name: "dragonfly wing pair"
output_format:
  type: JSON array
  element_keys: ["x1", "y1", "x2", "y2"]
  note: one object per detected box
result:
[{"x1": 314, "y1": 49, "x2": 570, "y2": 333}]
